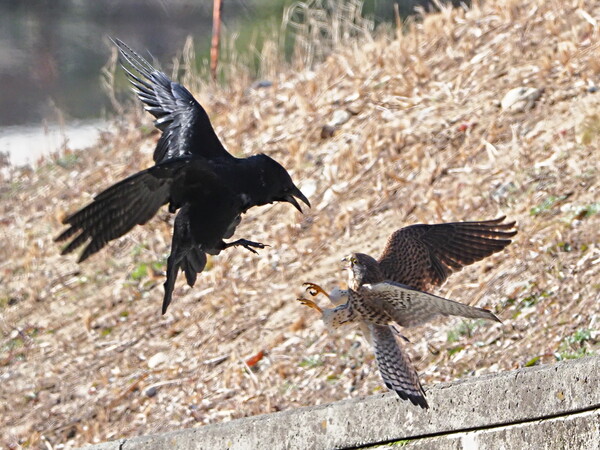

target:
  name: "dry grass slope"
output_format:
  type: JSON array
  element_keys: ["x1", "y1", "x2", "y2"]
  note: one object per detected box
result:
[{"x1": 2, "y1": 0, "x2": 600, "y2": 447}]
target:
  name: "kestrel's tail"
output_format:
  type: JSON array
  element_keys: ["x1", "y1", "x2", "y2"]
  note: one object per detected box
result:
[{"x1": 370, "y1": 323, "x2": 428, "y2": 409}]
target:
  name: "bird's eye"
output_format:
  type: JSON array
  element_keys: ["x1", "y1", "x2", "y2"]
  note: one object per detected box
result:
[{"x1": 350, "y1": 257, "x2": 357, "y2": 264}]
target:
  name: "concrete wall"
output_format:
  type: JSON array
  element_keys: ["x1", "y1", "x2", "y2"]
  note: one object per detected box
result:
[{"x1": 85, "y1": 356, "x2": 600, "y2": 449}]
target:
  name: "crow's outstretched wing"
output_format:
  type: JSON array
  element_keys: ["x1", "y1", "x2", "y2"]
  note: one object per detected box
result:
[
  {"x1": 364, "y1": 282, "x2": 500, "y2": 327},
  {"x1": 55, "y1": 158, "x2": 224, "y2": 262},
  {"x1": 377, "y1": 217, "x2": 516, "y2": 290},
  {"x1": 113, "y1": 38, "x2": 233, "y2": 163},
  {"x1": 369, "y1": 323, "x2": 428, "y2": 408}
]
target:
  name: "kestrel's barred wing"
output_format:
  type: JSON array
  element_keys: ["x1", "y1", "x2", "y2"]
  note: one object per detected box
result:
[
  {"x1": 369, "y1": 323, "x2": 428, "y2": 408},
  {"x1": 377, "y1": 217, "x2": 517, "y2": 290},
  {"x1": 364, "y1": 282, "x2": 501, "y2": 327}
]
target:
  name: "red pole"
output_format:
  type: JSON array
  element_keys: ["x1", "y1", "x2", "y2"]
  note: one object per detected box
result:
[{"x1": 211, "y1": 0, "x2": 223, "y2": 82}]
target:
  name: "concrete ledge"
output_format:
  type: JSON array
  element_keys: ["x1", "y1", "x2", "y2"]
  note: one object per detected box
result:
[
  {"x1": 397, "y1": 409, "x2": 600, "y2": 449},
  {"x1": 85, "y1": 357, "x2": 600, "y2": 449}
]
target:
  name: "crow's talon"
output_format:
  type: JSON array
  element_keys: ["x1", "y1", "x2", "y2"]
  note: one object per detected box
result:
[{"x1": 225, "y1": 239, "x2": 269, "y2": 253}]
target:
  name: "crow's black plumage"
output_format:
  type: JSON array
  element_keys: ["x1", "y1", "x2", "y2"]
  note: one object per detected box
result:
[{"x1": 56, "y1": 39, "x2": 310, "y2": 314}]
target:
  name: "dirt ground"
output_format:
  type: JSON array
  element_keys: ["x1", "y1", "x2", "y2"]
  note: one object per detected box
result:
[{"x1": 1, "y1": 0, "x2": 599, "y2": 447}]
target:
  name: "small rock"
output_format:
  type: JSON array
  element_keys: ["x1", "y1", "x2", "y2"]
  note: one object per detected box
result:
[
  {"x1": 202, "y1": 354, "x2": 229, "y2": 366},
  {"x1": 344, "y1": 92, "x2": 360, "y2": 102},
  {"x1": 147, "y1": 352, "x2": 168, "y2": 369},
  {"x1": 381, "y1": 109, "x2": 396, "y2": 121},
  {"x1": 251, "y1": 80, "x2": 273, "y2": 89},
  {"x1": 297, "y1": 179, "x2": 317, "y2": 199},
  {"x1": 576, "y1": 113, "x2": 600, "y2": 145},
  {"x1": 330, "y1": 109, "x2": 351, "y2": 127},
  {"x1": 320, "y1": 124, "x2": 336, "y2": 139},
  {"x1": 491, "y1": 181, "x2": 517, "y2": 203},
  {"x1": 191, "y1": 408, "x2": 203, "y2": 422},
  {"x1": 321, "y1": 109, "x2": 352, "y2": 139},
  {"x1": 144, "y1": 386, "x2": 158, "y2": 397},
  {"x1": 501, "y1": 87, "x2": 542, "y2": 112}
]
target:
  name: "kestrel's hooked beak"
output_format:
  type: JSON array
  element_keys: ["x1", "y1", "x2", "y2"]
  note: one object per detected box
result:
[
  {"x1": 341, "y1": 254, "x2": 357, "y2": 269},
  {"x1": 341, "y1": 255, "x2": 350, "y2": 270},
  {"x1": 284, "y1": 185, "x2": 311, "y2": 213}
]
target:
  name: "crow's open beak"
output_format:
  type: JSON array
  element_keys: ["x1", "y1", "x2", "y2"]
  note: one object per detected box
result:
[{"x1": 285, "y1": 186, "x2": 311, "y2": 213}]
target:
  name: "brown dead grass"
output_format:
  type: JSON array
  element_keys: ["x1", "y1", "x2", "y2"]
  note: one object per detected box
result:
[{"x1": 2, "y1": 0, "x2": 600, "y2": 447}]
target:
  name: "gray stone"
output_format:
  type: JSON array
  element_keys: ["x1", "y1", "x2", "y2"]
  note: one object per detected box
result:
[
  {"x1": 501, "y1": 87, "x2": 542, "y2": 112},
  {"x1": 144, "y1": 386, "x2": 157, "y2": 398},
  {"x1": 81, "y1": 357, "x2": 600, "y2": 450},
  {"x1": 392, "y1": 409, "x2": 600, "y2": 449}
]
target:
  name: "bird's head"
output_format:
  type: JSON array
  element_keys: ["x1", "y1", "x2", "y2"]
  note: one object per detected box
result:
[
  {"x1": 342, "y1": 252, "x2": 384, "y2": 290},
  {"x1": 250, "y1": 154, "x2": 310, "y2": 212}
]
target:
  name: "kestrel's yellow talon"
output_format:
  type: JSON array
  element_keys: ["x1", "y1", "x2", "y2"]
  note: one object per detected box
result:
[
  {"x1": 302, "y1": 282, "x2": 330, "y2": 299},
  {"x1": 297, "y1": 297, "x2": 323, "y2": 313}
]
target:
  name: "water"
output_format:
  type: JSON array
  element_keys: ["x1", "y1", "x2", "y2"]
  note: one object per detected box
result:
[
  {"x1": 0, "y1": 0, "x2": 432, "y2": 165},
  {"x1": 0, "y1": 1, "x2": 255, "y2": 126},
  {"x1": 0, "y1": 0, "x2": 256, "y2": 165}
]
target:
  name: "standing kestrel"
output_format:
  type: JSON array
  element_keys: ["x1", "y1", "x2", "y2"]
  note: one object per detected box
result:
[{"x1": 298, "y1": 217, "x2": 516, "y2": 408}]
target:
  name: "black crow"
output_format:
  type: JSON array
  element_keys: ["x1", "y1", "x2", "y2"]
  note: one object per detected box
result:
[{"x1": 56, "y1": 39, "x2": 310, "y2": 314}]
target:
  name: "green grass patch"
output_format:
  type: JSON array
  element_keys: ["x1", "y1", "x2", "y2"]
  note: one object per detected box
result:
[
  {"x1": 524, "y1": 355, "x2": 541, "y2": 367},
  {"x1": 505, "y1": 290, "x2": 553, "y2": 316},
  {"x1": 131, "y1": 244, "x2": 148, "y2": 258},
  {"x1": 299, "y1": 355, "x2": 323, "y2": 368},
  {"x1": 566, "y1": 328, "x2": 592, "y2": 344},
  {"x1": 555, "y1": 328, "x2": 595, "y2": 361},
  {"x1": 130, "y1": 259, "x2": 165, "y2": 281},
  {"x1": 446, "y1": 319, "x2": 487, "y2": 343},
  {"x1": 530, "y1": 194, "x2": 569, "y2": 216},
  {"x1": 565, "y1": 202, "x2": 600, "y2": 222},
  {"x1": 521, "y1": 291, "x2": 552, "y2": 307},
  {"x1": 447, "y1": 345, "x2": 464, "y2": 356},
  {"x1": 2, "y1": 336, "x2": 24, "y2": 352},
  {"x1": 55, "y1": 152, "x2": 80, "y2": 168},
  {"x1": 130, "y1": 263, "x2": 149, "y2": 281}
]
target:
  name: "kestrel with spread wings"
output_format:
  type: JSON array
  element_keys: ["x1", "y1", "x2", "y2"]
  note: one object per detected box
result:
[{"x1": 298, "y1": 217, "x2": 516, "y2": 408}]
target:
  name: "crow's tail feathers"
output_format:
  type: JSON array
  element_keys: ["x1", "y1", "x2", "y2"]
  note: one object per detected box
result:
[{"x1": 161, "y1": 207, "x2": 207, "y2": 314}]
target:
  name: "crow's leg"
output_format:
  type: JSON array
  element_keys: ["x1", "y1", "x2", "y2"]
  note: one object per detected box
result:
[{"x1": 223, "y1": 239, "x2": 269, "y2": 254}]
